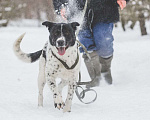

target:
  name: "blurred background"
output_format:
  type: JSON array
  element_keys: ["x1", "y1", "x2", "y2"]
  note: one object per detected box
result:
[{"x1": 0, "y1": 0, "x2": 150, "y2": 36}]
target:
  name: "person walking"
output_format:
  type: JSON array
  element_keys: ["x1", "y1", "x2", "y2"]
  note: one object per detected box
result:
[{"x1": 53, "y1": 0, "x2": 129, "y2": 88}]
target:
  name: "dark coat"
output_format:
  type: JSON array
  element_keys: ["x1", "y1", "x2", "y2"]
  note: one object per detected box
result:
[{"x1": 53, "y1": 0, "x2": 129, "y2": 28}]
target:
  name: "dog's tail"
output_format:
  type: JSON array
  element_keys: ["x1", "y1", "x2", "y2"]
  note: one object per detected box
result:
[{"x1": 13, "y1": 33, "x2": 42, "y2": 63}]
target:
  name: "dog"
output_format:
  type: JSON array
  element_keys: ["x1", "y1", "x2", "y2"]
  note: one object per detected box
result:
[{"x1": 13, "y1": 21, "x2": 81, "y2": 113}]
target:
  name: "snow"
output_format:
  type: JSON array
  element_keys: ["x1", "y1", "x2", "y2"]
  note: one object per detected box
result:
[
  {"x1": 8, "y1": 19, "x2": 42, "y2": 27},
  {"x1": 0, "y1": 20, "x2": 7, "y2": 24},
  {"x1": 0, "y1": 21, "x2": 150, "y2": 120}
]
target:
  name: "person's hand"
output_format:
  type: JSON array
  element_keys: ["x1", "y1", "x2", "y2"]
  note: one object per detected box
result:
[
  {"x1": 60, "y1": 8, "x2": 67, "y2": 20},
  {"x1": 117, "y1": 0, "x2": 126, "y2": 10}
]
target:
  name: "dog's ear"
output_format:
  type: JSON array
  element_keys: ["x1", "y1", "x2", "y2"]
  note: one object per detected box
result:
[
  {"x1": 42, "y1": 21, "x2": 55, "y2": 30},
  {"x1": 71, "y1": 22, "x2": 80, "y2": 31}
]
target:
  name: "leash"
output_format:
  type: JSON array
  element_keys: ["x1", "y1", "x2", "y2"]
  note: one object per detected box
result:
[
  {"x1": 75, "y1": 72, "x2": 97, "y2": 104},
  {"x1": 75, "y1": 86, "x2": 97, "y2": 104},
  {"x1": 76, "y1": 40, "x2": 91, "y2": 60}
]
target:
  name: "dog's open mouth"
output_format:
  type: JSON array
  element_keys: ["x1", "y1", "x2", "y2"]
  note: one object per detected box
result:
[{"x1": 57, "y1": 46, "x2": 68, "y2": 56}]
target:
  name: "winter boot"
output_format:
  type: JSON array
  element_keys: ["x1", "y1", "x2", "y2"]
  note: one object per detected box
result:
[
  {"x1": 99, "y1": 56, "x2": 113, "y2": 84},
  {"x1": 83, "y1": 51, "x2": 102, "y2": 88}
]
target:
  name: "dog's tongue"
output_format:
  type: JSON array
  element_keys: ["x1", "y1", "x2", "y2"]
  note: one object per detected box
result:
[{"x1": 58, "y1": 47, "x2": 65, "y2": 56}]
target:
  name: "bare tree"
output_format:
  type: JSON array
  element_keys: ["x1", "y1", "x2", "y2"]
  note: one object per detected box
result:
[{"x1": 0, "y1": 0, "x2": 57, "y2": 27}]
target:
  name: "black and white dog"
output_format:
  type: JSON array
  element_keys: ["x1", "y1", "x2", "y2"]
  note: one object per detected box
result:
[{"x1": 13, "y1": 21, "x2": 81, "y2": 112}]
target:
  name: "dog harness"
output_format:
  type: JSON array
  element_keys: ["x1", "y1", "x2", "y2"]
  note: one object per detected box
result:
[{"x1": 51, "y1": 50, "x2": 79, "y2": 70}]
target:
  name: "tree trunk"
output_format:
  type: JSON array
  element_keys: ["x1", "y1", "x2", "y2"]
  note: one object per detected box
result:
[
  {"x1": 45, "y1": 0, "x2": 56, "y2": 22},
  {"x1": 130, "y1": 20, "x2": 136, "y2": 30},
  {"x1": 121, "y1": 16, "x2": 126, "y2": 31},
  {"x1": 138, "y1": 13, "x2": 147, "y2": 36}
]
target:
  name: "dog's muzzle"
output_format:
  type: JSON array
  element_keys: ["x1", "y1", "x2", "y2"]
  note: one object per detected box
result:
[
  {"x1": 57, "y1": 40, "x2": 65, "y2": 47},
  {"x1": 56, "y1": 37, "x2": 67, "y2": 56},
  {"x1": 56, "y1": 36, "x2": 66, "y2": 47}
]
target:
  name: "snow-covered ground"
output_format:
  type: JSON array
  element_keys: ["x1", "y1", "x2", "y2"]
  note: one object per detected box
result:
[{"x1": 0, "y1": 21, "x2": 150, "y2": 120}]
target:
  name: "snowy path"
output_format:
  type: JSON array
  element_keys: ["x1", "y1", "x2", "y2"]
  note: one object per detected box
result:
[{"x1": 0, "y1": 24, "x2": 150, "y2": 120}]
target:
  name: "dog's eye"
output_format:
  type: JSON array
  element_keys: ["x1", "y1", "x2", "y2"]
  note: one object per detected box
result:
[{"x1": 54, "y1": 30, "x2": 60, "y2": 36}]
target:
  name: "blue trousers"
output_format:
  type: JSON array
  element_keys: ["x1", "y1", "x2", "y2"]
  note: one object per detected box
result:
[{"x1": 78, "y1": 22, "x2": 114, "y2": 58}]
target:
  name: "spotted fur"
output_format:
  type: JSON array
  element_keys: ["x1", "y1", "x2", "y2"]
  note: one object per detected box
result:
[{"x1": 13, "y1": 22, "x2": 80, "y2": 113}]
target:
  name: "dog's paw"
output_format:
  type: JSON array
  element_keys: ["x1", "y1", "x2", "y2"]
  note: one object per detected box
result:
[
  {"x1": 63, "y1": 105, "x2": 71, "y2": 113},
  {"x1": 54, "y1": 102, "x2": 65, "y2": 110},
  {"x1": 54, "y1": 95, "x2": 65, "y2": 109}
]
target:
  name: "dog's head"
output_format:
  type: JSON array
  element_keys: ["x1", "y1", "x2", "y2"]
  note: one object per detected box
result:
[{"x1": 42, "y1": 21, "x2": 80, "y2": 56}]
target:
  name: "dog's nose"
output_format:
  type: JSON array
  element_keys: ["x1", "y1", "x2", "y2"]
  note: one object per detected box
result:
[{"x1": 57, "y1": 40, "x2": 65, "y2": 46}]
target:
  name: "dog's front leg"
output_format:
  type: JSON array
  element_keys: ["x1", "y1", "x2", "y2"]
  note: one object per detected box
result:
[
  {"x1": 63, "y1": 79, "x2": 77, "y2": 113},
  {"x1": 38, "y1": 56, "x2": 46, "y2": 107},
  {"x1": 46, "y1": 73, "x2": 64, "y2": 110},
  {"x1": 58, "y1": 79, "x2": 67, "y2": 95}
]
